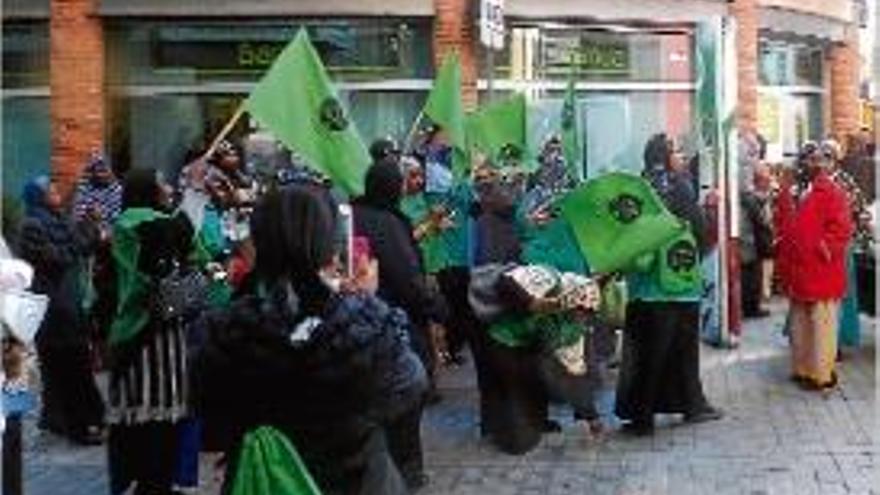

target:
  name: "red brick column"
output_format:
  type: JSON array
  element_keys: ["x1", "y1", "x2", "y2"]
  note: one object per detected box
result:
[
  {"x1": 730, "y1": 0, "x2": 759, "y2": 132},
  {"x1": 828, "y1": 28, "x2": 860, "y2": 141},
  {"x1": 50, "y1": 0, "x2": 105, "y2": 201},
  {"x1": 433, "y1": 0, "x2": 478, "y2": 110}
]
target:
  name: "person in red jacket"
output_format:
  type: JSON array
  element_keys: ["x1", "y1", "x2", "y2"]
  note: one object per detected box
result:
[{"x1": 775, "y1": 141, "x2": 853, "y2": 391}]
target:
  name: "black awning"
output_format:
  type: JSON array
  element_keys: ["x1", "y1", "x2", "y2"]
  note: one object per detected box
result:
[{"x1": 97, "y1": 0, "x2": 433, "y2": 18}]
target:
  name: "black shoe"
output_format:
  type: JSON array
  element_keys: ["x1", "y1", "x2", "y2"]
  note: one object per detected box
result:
[
  {"x1": 620, "y1": 420, "x2": 654, "y2": 436},
  {"x1": 543, "y1": 419, "x2": 563, "y2": 433},
  {"x1": 403, "y1": 472, "x2": 429, "y2": 491},
  {"x1": 684, "y1": 406, "x2": 724, "y2": 424}
]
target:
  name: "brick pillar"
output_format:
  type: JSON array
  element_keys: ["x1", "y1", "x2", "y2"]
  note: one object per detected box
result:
[
  {"x1": 433, "y1": 0, "x2": 478, "y2": 110},
  {"x1": 829, "y1": 28, "x2": 860, "y2": 141},
  {"x1": 730, "y1": 0, "x2": 759, "y2": 132},
  {"x1": 51, "y1": 0, "x2": 105, "y2": 201}
]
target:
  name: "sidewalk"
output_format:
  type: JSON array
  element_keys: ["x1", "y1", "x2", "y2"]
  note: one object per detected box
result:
[{"x1": 19, "y1": 302, "x2": 878, "y2": 494}]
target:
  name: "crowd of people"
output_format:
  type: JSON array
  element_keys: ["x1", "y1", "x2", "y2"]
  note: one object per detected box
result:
[{"x1": 1, "y1": 122, "x2": 875, "y2": 495}]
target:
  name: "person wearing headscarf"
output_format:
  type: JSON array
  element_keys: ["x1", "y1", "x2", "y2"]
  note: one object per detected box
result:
[
  {"x1": 106, "y1": 167, "x2": 209, "y2": 495},
  {"x1": 194, "y1": 185, "x2": 427, "y2": 495},
  {"x1": 71, "y1": 152, "x2": 124, "y2": 370},
  {"x1": 822, "y1": 139, "x2": 867, "y2": 351},
  {"x1": 775, "y1": 141, "x2": 853, "y2": 391},
  {"x1": 17, "y1": 175, "x2": 105, "y2": 445},
  {"x1": 614, "y1": 133, "x2": 721, "y2": 436},
  {"x1": 352, "y1": 154, "x2": 445, "y2": 490},
  {"x1": 73, "y1": 153, "x2": 123, "y2": 231}
]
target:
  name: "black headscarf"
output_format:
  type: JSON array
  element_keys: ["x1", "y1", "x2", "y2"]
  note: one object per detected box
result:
[
  {"x1": 360, "y1": 158, "x2": 404, "y2": 211},
  {"x1": 250, "y1": 185, "x2": 337, "y2": 317},
  {"x1": 122, "y1": 168, "x2": 161, "y2": 210}
]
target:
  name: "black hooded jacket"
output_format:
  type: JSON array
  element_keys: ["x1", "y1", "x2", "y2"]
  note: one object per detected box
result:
[
  {"x1": 352, "y1": 160, "x2": 447, "y2": 330},
  {"x1": 194, "y1": 288, "x2": 427, "y2": 493}
]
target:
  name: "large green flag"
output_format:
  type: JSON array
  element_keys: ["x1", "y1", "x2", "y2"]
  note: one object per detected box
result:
[
  {"x1": 245, "y1": 29, "x2": 369, "y2": 195},
  {"x1": 561, "y1": 173, "x2": 684, "y2": 274},
  {"x1": 422, "y1": 53, "x2": 468, "y2": 177},
  {"x1": 423, "y1": 54, "x2": 466, "y2": 152},
  {"x1": 466, "y1": 93, "x2": 527, "y2": 166},
  {"x1": 561, "y1": 79, "x2": 581, "y2": 182}
]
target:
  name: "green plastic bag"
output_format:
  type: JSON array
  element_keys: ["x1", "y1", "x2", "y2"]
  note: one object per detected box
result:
[
  {"x1": 656, "y1": 229, "x2": 702, "y2": 295},
  {"x1": 230, "y1": 426, "x2": 323, "y2": 495},
  {"x1": 598, "y1": 280, "x2": 627, "y2": 328},
  {"x1": 561, "y1": 173, "x2": 683, "y2": 274}
]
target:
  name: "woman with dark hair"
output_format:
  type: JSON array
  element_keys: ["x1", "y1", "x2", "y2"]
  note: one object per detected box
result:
[
  {"x1": 106, "y1": 167, "x2": 208, "y2": 494},
  {"x1": 18, "y1": 176, "x2": 105, "y2": 445},
  {"x1": 614, "y1": 133, "x2": 722, "y2": 436},
  {"x1": 194, "y1": 185, "x2": 427, "y2": 495},
  {"x1": 352, "y1": 155, "x2": 445, "y2": 489}
]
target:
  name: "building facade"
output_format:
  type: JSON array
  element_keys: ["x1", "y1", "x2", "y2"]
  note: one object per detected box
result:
[{"x1": 1, "y1": 0, "x2": 862, "y2": 198}]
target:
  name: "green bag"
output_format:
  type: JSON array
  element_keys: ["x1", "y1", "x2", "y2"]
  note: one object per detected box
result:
[
  {"x1": 230, "y1": 426, "x2": 323, "y2": 495},
  {"x1": 561, "y1": 173, "x2": 683, "y2": 274},
  {"x1": 656, "y1": 229, "x2": 702, "y2": 295},
  {"x1": 598, "y1": 280, "x2": 627, "y2": 328}
]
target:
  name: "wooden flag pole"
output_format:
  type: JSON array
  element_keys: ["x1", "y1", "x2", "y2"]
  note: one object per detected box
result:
[
  {"x1": 403, "y1": 110, "x2": 425, "y2": 152},
  {"x1": 202, "y1": 103, "x2": 247, "y2": 160}
]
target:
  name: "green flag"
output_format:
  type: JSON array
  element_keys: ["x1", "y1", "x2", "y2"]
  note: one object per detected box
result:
[
  {"x1": 466, "y1": 93, "x2": 527, "y2": 166},
  {"x1": 230, "y1": 427, "x2": 323, "y2": 495},
  {"x1": 245, "y1": 29, "x2": 369, "y2": 195},
  {"x1": 423, "y1": 53, "x2": 466, "y2": 152},
  {"x1": 561, "y1": 79, "x2": 581, "y2": 181},
  {"x1": 560, "y1": 173, "x2": 684, "y2": 274}
]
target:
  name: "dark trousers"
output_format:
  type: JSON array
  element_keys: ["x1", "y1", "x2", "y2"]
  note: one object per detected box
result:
[
  {"x1": 37, "y1": 343, "x2": 105, "y2": 438},
  {"x1": 435, "y1": 267, "x2": 474, "y2": 356},
  {"x1": 385, "y1": 407, "x2": 425, "y2": 486},
  {"x1": 479, "y1": 335, "x2": 548, "y2": 455},
  {"x1": 3, "y1": 415, "x2": 23, "y2": 495},
  {"x1": 615, "y1": 302, "x2": 709, "y2": 424},
  {"x1": 108, "y1": 422, "x2": 179, "y2": 495},
  {"x1": 741, "y1": 260, "x2": 764, "y2": 316}
]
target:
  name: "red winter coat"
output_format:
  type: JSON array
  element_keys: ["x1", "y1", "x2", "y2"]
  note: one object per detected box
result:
[{"x1": 774, "y1": 172, "x2": 853, "y2": 302}]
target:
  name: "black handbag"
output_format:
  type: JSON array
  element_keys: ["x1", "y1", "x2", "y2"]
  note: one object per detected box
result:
[{"x1": 152, "y1": 260, "x2": 211, "y2": 322}]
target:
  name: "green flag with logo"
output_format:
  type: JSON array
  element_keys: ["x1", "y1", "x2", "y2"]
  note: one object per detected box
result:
[
  {"x1": 561, "y1": 79, "x2": 582, "y2": 182},
  {"x1": 422, "y1": 53, "x2": 468, "y2": 176},
  {"x1": 466, "y1": 93, "x2": 527, "y2": 166},
  {"x1": 560, "y1": 172, "x2": 684, "y2": 274},
  {"x1": 244, "y1": 29, "x2": 369, "y2": 195}
]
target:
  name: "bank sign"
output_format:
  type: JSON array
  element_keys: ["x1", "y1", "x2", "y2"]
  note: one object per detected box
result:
[{"x1": 543, "y1": 30, "x2": 630, "y2": 77}]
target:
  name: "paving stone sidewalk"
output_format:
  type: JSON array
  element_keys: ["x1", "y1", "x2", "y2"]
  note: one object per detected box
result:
[{"x1": 19, "y1": 303, "x2": 878, "y2": 494}]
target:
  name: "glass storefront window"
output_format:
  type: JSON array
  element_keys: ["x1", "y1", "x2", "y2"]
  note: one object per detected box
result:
[
  {"x1": 2, "y1": 22, "x2": 49, "y2": 89},
  {"x1": 2, "y1": 21, "x2": 50, "y2": 217},
  {"x1": 758, "y1": 39, "x2": 824, "y2": 87},
  {"x1": 106, "y1": 19, "x2": 433, "y2": 87},
  {"x1": 490, "y1": 24, "x2": 693, "y2": 83},
  {"x1": 527, "y1": 91, "x2": 693, "y2": 178}
]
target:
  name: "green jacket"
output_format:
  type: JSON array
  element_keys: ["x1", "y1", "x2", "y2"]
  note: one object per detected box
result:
[
  {"x1": 230, "y1": 426, "x2": 323, "y2": 495},
  {"x1": 109, "y1": 208, "x2": 207, "y2": 345}
]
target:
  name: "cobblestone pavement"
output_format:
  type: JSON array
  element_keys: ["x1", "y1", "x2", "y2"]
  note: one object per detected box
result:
[{"x1": 19, "y1": 303, "x2": 878, "y2": 494}]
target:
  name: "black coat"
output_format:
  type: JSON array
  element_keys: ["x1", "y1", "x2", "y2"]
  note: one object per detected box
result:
[
  {"x1": 352, "y1": 203, "x2": 446, "y2": 329},
  {"x1": 18, "y1": 212, "x2": 97, "y2": 349},
  {"x1": 193, "y1": 289, "x2": 427, "y2": 495}
]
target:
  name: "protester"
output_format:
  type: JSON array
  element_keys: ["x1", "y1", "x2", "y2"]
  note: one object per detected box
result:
[
  {"x1": 615, "y1": 133, "x2": 722, "y2": 436},
  {"x1": 106, "y1": 167, "x2": 209, "y2": 494},
  {"x1": 775, "y1": 141, "x2": 853, "y2": 390},
  {"x1": 17, "y1": 176, "x2": 105, "y2": 446},
  {"x1": 740, "y1": 163, "x2": 774, "y2": 318},
  {"x1": 352, "y1": 152, "x2": 445, "y2": 489},
  {"x1": 194, "y1": 185, "x2": 427, "y2": 495},
  {"x1": 824, "y1": 139, "x2": 868, "y2": 350},
  {"x1": 72, "y1": 152, "x2": 123, "y2": 368}
]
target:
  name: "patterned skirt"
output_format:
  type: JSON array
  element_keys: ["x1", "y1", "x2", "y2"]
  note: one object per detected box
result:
[{"x1": 108, "y1": 322, "x2": 189, "y2": 425}]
